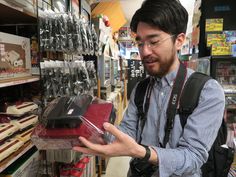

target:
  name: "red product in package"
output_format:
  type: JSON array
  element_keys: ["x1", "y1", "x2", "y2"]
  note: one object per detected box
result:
[{"x1": 31, "y1": 95, "x2": 116, "y2": 150}]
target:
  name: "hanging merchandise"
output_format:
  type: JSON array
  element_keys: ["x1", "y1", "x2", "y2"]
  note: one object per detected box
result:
[
  {"x1": 86, "y1": 61, "x2": 97, "y2": 89},
  {"x1": 57, "y1": 14, "x2": 68, "y2": 52},
  {"x1": 40, "y1": 58, "x2": 95, "y2": 104},
  {"x1": 39, "y1": 12, "x2": 48, "y2": 51},
  {"x1": 91, "y1": 24, "x2": 99, "y2": 55},
  {"x1": 73, "y1": 15, "x2": 83, "y2": 54},
  {"x1": 39, "y1": 10, "x2": 99, "y2": 55},
  {"x1": 86, "y1": 23, "x2": 94, "y2": 55},
  {"x1": 66, "y1": 13, "x2": 74, "y2": 52},
  {"x1": 71, "y1": 61, "x2": 83, "y2": 95},
  {"x1": 80, "y1": 19, "x2": 89, "y2": 55},
  {"x1": 78, "y1": 61, "x2": 91, "y2": 92},
  {"x1": 48, "y1": 13, "x2": 56, "y2": 51}
]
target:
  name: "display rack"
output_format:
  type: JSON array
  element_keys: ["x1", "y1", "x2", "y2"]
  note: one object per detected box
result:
[
  {"x1": 0, "y1": 141, "x2": 34, "y2": 173},
  {"x1": 0, "y1": 0, "x2": 40, "y2": 176},
  {"x1": 0, "y1": 76, "x2": 40, "y2": 88}
]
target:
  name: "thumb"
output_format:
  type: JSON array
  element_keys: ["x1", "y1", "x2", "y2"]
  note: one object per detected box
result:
[{"x1": 103, "y1": 122, "x2": 124, "y2": 140}]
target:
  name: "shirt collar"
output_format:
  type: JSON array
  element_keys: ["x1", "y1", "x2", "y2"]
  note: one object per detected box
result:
[{"x1": 153, "y1": 68, "x2": 178, "y2": 88}]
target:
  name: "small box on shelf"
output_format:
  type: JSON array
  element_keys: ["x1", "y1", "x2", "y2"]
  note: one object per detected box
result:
[{"x1": 0, "y1": 32, "x2": 31, "y2": 82}]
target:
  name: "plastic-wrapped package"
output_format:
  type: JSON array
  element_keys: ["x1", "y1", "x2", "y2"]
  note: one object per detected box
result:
[
  {"x1": 49, "y1": 14, "x2": 57, "y2": 51},
  {"x1": 73, "y1": 15, "x2": 83, "y2": 54},
  {"x1": 79, "y1": 61, "x2": 91, "y2": 93},
  {"x1": 86, "y1": 24, "x2": 94, "y2": 55},
  {"x1": 66, "y1": 13, "x2": 74, "y2": 53},
  {"x1": 40, "y1": 15, "x2": 50, "y2": 51},
  {"x1": 39, "y1": 17, "x2": 45, "y2": 51},
  {"x1": 72, "y1": 61, "x2": 83, "y2": 95},
  {"x1": 86, "y1": 61, "x2": 97, "y2": 88},
  {"x1": 55, "y1": 14, "x2": 62, "y2": 51},
  {"x1": 39, "y1": 11, "x2": 97, "y2": 56},
  {"x1": 61, "y1": 14, "x2": 68, "y2": 52},
  {"x1": 91, "y1": 24, "x2": 99, "y2": 55},
  {"x1": 80, "y1": 20, "x2": 89, "y2": 55},
  {"x1": 31, "y1": 94, "x2": 116, "y2": 150},
  {"x1": 44, "y1": 14, "x2": 51, "y2": 50},
  {"x1": 55, "y1": 14, "x2": 67, "y2": 51}
]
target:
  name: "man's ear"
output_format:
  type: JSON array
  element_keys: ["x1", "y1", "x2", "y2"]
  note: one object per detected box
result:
[{"x1": 175, "y1": 33, "x2": 186, "y2": 50}]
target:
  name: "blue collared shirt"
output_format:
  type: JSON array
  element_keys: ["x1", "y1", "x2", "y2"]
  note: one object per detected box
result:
[{"x1": 119, "y1": 68, "x2": 225, "y2": 177}]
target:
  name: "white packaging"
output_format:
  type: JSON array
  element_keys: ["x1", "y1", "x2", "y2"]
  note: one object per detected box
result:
[{"x1": 0, "y1": 32, "x2": 31, "y2": 81}]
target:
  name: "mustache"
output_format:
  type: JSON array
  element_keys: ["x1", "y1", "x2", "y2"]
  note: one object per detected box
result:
[{"x1": 142, "y1": 57, "x2": 158, "y2": 64}]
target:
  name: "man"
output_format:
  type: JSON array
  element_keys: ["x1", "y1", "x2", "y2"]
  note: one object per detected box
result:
[{"x1": 73, "y1": 0, "x2": 225, "y2": 176}]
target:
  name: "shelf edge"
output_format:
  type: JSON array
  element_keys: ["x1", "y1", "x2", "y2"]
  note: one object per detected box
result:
[{"x1": 0, "y1": 76, "x2": 40, "y2": 88}]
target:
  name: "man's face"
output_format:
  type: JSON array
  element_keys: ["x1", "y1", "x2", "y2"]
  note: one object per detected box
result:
[{"x1": 136, "y1": 22, "x2": 182, "y2": 77}]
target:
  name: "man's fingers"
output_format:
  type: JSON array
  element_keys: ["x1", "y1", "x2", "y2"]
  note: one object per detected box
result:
[
  {"x1": 103, "y1": 122, "x2": 124, "y2": 140},
  {"x1": 79, "y1": 137, "x2": 107, "y2": 154},
  {"x1": 73, "y1": 146, "x2": 94, "y2": 154},
  {"x1": 79, "y1": 137, "x2": 96, "y2": 148},
  {"x1": 73, "y1": 146, "x2": 104, "y2": 157}
]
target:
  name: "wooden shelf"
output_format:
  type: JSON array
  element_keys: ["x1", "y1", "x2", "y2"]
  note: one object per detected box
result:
[
  {"x1": 0, "y1": 1, "x2": 37, "y2": 25},
  {"x1": 0, "y1": 76, "x2": 40, "y2": 88},
  {"x1": 0, "y1": 141, "x2": 34, "y2": 173}
]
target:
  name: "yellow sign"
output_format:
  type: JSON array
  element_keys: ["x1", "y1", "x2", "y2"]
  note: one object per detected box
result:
[
  {"x1": 211, "y1": 43, "x2": 231, "y2": 56},
  {"x1": 206, "y1": 18, "x2": 223, "y2": 32},
  {"x1": 207, "y1": 34, "x2": 226, "y2": 47}
]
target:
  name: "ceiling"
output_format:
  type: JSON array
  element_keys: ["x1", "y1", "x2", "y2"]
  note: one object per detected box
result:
[
  {"x1": 119, "y1": 0, "x2": 144, "y2": 24},
  {"x1": 90, "y1": 0, "x2": 195, "y2": 33}
]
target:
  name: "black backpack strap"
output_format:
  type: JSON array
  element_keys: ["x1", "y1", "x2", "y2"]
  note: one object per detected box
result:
[
  {"x1": 134, "y1": 77, "x2": 151, "y2": 120},
  {"x1": 178, "y1": 72, "x2": 212, "y2": 128},
  {"x1": 134, "y1": 77, "x2": 153, "y2": 143}
]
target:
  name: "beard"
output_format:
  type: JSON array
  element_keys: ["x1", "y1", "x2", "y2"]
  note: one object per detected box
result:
[{"x1": 142, "y1": 48, "x2": 176, "y2": 77}]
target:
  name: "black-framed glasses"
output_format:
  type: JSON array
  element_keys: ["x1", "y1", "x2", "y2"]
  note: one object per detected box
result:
[{"x1": 136, "y1": 35, "x2": 175, "y2": 50}]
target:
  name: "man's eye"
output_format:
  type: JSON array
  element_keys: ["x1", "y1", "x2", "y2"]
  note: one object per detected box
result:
[
  {"x1": 137, "y1": 43, "x2": 144, "y2": 47},
  {"x1": 150, "y1": 41, "x2": 159, "y2": 45}
]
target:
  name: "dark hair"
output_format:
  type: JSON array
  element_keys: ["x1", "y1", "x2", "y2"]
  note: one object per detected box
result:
[{"x1": 130, "y1": 0, "x2": 188, "y2": 36}]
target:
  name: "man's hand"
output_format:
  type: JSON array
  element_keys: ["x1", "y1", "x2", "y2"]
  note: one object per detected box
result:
[{"x1": 73, "y1": 122, "x2": 146, "y2": 159}]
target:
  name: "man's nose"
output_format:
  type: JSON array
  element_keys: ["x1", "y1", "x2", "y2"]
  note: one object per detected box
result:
[{"x1": 139, "y1": 45, "x2": 153, "y2": 57}]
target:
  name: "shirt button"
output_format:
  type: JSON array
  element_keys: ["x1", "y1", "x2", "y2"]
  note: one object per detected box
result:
[{"x1": 161, "y1": 92, "x2": 164, "y2": 96}]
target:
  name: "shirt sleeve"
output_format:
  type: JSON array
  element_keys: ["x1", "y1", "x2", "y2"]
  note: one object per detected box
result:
[
  {"x1": 118, "y1": 83, "x2": 140, "y2": 141},
  {"x1": 155, "y1": 79, "x2": 225, "y2": 176}
]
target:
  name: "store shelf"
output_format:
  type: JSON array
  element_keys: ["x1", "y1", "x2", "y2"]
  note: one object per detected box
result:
[
  {"x1": 227, "y1": 104, "x2": 236, "y2": 110},
  {"x1": 211, "y1": 55, "x2": 236, "y2": 60},
  {"x1": 0, "y1": 0, "x2": 37, "y2": 25},
  {"x1": 223, "y1": 85, "x2": 236, "y2": 95},
  {"x1": 0, "y1": 141, "x2": 34, "y2": 173},
  {"x1": 0, "y1": 76, "x2": 40, "y2": 88}
]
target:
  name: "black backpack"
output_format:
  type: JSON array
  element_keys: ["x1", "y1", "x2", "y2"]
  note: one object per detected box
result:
[{"x1": 134, "y1": 72, "x2": 234, "y2": 177}]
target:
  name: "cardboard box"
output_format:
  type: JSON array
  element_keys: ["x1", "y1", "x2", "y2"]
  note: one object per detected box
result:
[{"x1": 0, "y1": 32, "x2": 31, "y2": 81}]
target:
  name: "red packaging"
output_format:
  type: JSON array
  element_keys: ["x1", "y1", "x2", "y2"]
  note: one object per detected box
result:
[{"x1": 31, "y1": 95, "x2": 115, "y2": 150}]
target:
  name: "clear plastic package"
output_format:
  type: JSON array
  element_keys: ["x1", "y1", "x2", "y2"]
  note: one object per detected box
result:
[{"x1": 31, "y1": 94, "x2": 116, "y2": 150}]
